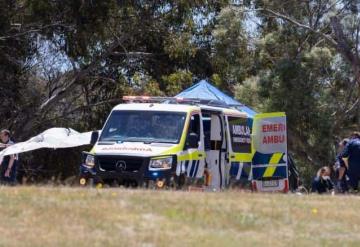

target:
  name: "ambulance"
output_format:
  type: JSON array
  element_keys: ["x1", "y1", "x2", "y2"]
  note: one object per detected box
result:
[{"x1": 79, "y1": 96, "x2": 254, "y2": 190}]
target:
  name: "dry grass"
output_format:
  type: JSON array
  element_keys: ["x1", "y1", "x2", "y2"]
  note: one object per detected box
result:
[{"x1": 0, "y1": 187, "x2": 359, "y2": 247}]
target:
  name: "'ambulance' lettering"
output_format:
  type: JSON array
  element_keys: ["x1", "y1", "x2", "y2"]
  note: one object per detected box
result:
[
  {"x1": 262, "y1": 135, "x2": 285, "y2": 144},
  {"x1": 232, "y1": 125, "x2": 251, "y2": 136}
]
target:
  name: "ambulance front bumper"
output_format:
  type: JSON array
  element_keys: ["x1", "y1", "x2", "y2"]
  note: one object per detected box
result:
[{"x1": 79, "y1": 154, "x2": 176, "y2": 185}]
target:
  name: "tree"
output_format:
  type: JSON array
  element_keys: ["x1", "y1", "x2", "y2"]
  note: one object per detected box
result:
[
  {"x1": 226, "y1": 0, "x2": 359, "y2": 183},
  {"x1": 240, "y1": 0, "x2": 360, "y2": 125},
  {"x1": 0, "y1": 0, "x2": 227, "y2": 182},
  {"x1": 1, "y1": 0, "x2": 358, "y2": 184},
  {"x1": 211, "y1": 6, "x2": 253, "y2": 89}
]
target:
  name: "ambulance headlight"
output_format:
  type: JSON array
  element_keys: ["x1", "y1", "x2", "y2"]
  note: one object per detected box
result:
[
  {"x1": 149, "y1": 157, "x2": 173, "y2": 170},
  {"x1": 84, "y1": 155, "x2": 95, "y2": 169}
]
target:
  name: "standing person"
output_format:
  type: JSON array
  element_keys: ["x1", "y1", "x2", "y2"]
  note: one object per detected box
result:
[
  {"x1": 334, "y1": 138, "x2": 349, "y2": 193},
  {"x1": 342, "y1": 132, "x2": 360, "y2": 192},
  {"x1": 0, "y1": 130, "x2": 18, "y2": 185},
  {"x1": 311, "y1": 166, "x2": 334, "y2": 194}
]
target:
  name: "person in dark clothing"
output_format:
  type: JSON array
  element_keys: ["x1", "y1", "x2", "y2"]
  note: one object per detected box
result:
[
  {"x1": 0, "y1": 129, "x2": 17, "y2": 185},
  {"x1": 288, "y1": 154, "x2": 300, "y2": 192},
  {"x1": 334, "y1": 138, "x2": 349, "y2": 193},
  {"x1": 342, "y1": 132, "x2": 360, "y2": 191},
  {"x1": 311, "y1": 166, "x2": 334, "y2": 194}
]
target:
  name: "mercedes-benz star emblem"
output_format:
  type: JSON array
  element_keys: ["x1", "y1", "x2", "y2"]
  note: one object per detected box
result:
[{"x1": 116, "y1": 160, "x2": 126, "y2": 172}]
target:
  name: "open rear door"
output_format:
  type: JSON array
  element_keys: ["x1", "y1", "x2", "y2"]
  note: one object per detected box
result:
[
  {"x1": 251, "y1": 112, "x2": 288, "y2": 192},
  {"x1": 226, "y1": 115, "x2": 253, "y2": 186}
]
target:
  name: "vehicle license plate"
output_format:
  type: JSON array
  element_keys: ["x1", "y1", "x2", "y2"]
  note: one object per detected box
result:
[{"x1": 262, "y1": 180, "x2": 279, "y2": 187}]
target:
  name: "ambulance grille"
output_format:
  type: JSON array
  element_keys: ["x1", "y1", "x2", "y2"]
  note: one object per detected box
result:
[{"x1": 97, "y1": 156, "x2": 144, "y2": 172}]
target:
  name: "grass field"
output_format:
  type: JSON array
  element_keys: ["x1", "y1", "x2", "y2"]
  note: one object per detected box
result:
[{"x1": 0, "y1": 187, "x2": 359, "y2": 247}]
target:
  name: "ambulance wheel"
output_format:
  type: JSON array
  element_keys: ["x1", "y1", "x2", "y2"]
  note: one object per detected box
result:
[
  {"x1": 79, "y1": 177, "x2": 95, "y2": 187},
  {"x1": 79, "y1": 177, "x2": 87, "y2": 187}
]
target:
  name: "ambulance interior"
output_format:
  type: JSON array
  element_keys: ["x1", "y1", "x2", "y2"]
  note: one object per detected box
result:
[{"x1": 202, "y1": 110, "x2": 227, "y2": 189}]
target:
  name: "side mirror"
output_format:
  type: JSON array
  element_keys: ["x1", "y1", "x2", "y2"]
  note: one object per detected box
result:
[
  {"x1": 186, "y1": 133, "x2": 199, "y2": 149},
  {"x1": 90, "y1": 131, "x2": 99, "y2": 145}
]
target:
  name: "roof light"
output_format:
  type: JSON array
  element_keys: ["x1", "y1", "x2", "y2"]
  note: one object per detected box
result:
[
  {"x1": 122, "y1": 95, "x2": 167, "y2": 103},
  {"x1": 121, "y1": 96, "x2": 231, "y2": 108},
  {"x1": 122, "y1": 96, "x2": 137, "y2": 101},
  {"x1": 123, "y1": 95, "x2": 154, "y2": 101}
]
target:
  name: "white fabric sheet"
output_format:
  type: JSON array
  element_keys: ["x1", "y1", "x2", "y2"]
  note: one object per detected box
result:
[{"x1": 0, "y1": 128, "x2": 93, "y2": 159}]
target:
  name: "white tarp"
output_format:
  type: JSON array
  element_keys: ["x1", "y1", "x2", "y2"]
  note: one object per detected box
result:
[{"x1": 0, "y1": 128, "x2": 93, "y2": 161}]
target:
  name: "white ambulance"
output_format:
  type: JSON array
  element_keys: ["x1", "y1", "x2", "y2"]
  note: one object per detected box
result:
[{"x1": 79, "y1": 96, "x2": 253, "y2": 190}]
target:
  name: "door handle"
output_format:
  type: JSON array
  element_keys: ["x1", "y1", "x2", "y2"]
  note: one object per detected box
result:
[{"x1": 198, "y1": 154, "x2": 203, "y2": 158}]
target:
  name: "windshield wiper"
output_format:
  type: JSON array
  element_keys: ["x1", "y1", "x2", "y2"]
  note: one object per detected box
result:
[
  {"x1": 143, "y1": 139, "x2": 176, "y2": 144},
  {"x1": 121, "y1": 137, "x2": 148, "y2": 143},
  {"x1": 121, "y1": 138, "x2": 175, "y2": 144},
  {"x1": 97, "y1": 140, "x2": 116, "y2": 145}
]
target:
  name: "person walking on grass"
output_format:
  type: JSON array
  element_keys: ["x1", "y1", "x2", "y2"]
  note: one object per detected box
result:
[
  {"x1": 342, "y1": 132, "x2": 360, "y2": 192},
  {"x1": 0, "y1": 129, "x2": 18, "y2": 185},
  {"x1": 311, "y1": 166, "x2": 334, "y2": 194}
]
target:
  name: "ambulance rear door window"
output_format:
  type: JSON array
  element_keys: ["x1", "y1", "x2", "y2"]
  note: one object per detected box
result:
[{"x1": 228, "y1": 116, "x2": 251, "y2": 153}]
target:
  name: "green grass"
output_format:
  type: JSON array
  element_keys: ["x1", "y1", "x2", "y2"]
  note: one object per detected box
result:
[{"x1": 0, "y1": 187, "x2": 359, "y2": 247}]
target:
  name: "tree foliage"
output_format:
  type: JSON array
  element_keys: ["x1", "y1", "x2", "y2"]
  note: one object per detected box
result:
[{"x1": 0, "y1": 0, "x2": 359, "y2": 185}]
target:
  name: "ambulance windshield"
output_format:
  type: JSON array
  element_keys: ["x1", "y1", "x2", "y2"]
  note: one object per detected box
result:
[{"x1": 99, "y1": 111, "x2": 187, "y2": 144}]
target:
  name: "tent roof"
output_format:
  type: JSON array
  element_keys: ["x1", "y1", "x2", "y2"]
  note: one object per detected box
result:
[{"x1": 176, "y1": 80, "x2": 257, "y2": 117}]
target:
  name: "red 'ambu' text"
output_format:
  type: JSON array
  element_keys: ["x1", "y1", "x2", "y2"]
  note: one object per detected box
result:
[{"x1": 262, "y1": 135, "x2": 285, "y2": 144}]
